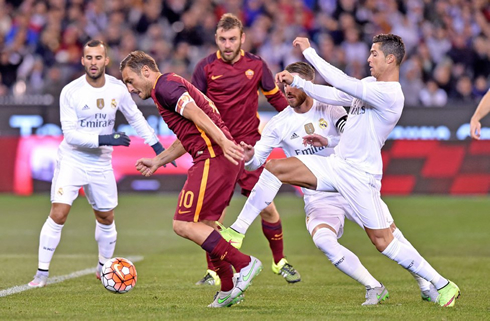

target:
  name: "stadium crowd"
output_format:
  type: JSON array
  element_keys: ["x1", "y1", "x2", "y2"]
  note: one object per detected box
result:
[{"x1": 0, "y1": 0, "x2": 489, "y2": 107}]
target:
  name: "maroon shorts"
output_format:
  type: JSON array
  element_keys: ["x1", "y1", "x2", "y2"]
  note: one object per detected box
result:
[
  {"x1": 174, "y1": 154, "x2": 241, "y2": 222},
  {"x1": 234, "y1": 132, "x2": 263, "y2": 197},
  {"x1": 237, "y1": 163, "x2": 264, "y2": 197}
]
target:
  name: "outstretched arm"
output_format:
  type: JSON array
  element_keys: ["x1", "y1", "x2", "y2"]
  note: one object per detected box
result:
[
  {"x1": 293, "y1": 37, "x2": 365, "y2": 101},
  {"x1": 135, "y1": 139, "x2": 186, "y2": 176},
  {"x1": 276, "y1": 70, "x2": 353, "y2": 106},
  {"x1": 470, "y1": 90, "x2": 490, "y2": 140}
]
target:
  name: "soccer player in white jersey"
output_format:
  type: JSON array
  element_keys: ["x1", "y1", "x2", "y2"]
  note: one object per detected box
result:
[
  {"x1": 220, "y1": 62, "x2": 439, "y2": 305},
  {"x1": 223, "y1": 34, "x2": 461, "y2": 307},
  {"x1": 28, "y1": 40, "x2": 168, "y2": 288}
]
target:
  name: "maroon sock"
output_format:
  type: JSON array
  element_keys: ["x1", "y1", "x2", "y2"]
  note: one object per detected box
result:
[
  {"x1": 201, "y1": 230, "x2": 250, "y2": 272},
  {"x1": 262, "y1": 219, "x2": 284, "y2": 264},
  {"x1": 206, "y1": 252, "x2": 214, "y2": 271},
  {"x1": 211, "y1": 255, "x2": 234, "y2": 291}
]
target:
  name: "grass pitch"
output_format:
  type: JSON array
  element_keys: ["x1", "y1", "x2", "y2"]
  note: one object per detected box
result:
[{"x1": 0, "y1": 194, "x2": 489, "y2": 320}]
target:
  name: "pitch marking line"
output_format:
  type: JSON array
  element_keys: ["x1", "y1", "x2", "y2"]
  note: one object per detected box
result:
[{"x1": 0, "y1": 256, "x2": 143, "y2": 298}]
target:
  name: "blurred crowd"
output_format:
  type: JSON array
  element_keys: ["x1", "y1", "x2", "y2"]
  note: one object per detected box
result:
[{"x1": 0, "y1": 0, "x2": 489, "y2": 107}]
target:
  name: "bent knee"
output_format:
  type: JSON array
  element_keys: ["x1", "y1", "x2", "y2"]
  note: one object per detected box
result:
[
  {"x1": 264, "y1": 159, "x2": 282, "y2": 176},
  {"x1": 173, "y1": 220, "x2": 189, "y2": 238}
]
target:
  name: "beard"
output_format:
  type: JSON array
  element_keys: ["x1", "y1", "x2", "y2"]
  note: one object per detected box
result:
[
  {"x1": 287, "y1": 92, "x2": 307, "y2": 107},
  {"x1": 85, "y1": 65, "x2": 105, "y2": 80},
  {"x1": 220, "y1": 47, "x2": 241, "y2": 63}
]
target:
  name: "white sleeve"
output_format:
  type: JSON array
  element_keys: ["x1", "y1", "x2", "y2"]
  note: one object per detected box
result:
[
  {"x1": 303, "y1": 47, "x2": 396, "y2": 110},
  {"x1": 291, "y1": 76, "x2": 353, "y2": 106},
  {"x1": 244, "y1": 118, "x2": 283, "y2": 171},
  {"x1": 302, "y1": 47, "x2": 366, "y2": 99},
  {"x1": 60, "y1": 88, "x2": 99, "y2": 148},
  {"x1": 118, "y1": 90, "x2": 159, "y2": 146}
]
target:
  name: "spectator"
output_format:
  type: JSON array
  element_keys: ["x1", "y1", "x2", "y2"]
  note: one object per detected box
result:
[{"x1": 420, "y1": 79, "x2": 448, "y2": 107}]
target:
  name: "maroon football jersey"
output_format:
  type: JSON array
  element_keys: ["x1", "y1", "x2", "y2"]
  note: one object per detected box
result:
[
  {"x1": 192, "y1": 50, "x2": 288, "y2": 144},
  {"x1": 151, "y1": 73, "x2": 233, "y2": 161}
]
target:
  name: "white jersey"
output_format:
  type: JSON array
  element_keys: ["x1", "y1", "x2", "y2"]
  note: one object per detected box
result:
[
  {"x1": 293, "y1": 47, "x2": 405, "y2": 175},
  {"x1": 245, "y1": 99, "x2": 347, "y2": 203},
  {"x1": 58, "y1": 74, "x2": 159, "y2": 168}
]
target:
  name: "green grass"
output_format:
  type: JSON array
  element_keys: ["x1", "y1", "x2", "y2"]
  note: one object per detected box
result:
[{"x1": 0, "y1": 194, "x2": 489, "y2": 320}]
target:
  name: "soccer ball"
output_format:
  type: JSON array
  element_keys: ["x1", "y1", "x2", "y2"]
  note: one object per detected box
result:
[{"x1": 101, "y1": 257, "x2": 137, "y2": 294}]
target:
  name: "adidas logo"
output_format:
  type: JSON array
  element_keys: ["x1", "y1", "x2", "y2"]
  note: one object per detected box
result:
[
  {"x1": 82, "y1": 105, "x2": 90, "y2": 110},
  {"x1": 290, "y1": 133, "x2": 299, "y2": 139}
]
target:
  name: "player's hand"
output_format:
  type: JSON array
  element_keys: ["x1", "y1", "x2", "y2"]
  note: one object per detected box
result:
[
  {"x1": 221, "y1": 139, "x2": 244, "y2": 165},
  {"x1": 303, "y1": 134, "x2": 329, "y2": 147},
  {"x1": 275, "y1": 70, "x2": 294, "y2": 86},
  {"x1": 239, "y1": 141, "x2": 255, "y2": 162},
  {"x1": 470, "y1": 118, "x2": 481, "y2": 140},
  {"x1": 135, "y1": 157, "x2": 159, "y2": 177},
  {"x1": 293, "y1": 37, "x2": 311, "y2": 52},
  {"x1": 99, "y1": 132, "x2": 130, "y2": 147}
]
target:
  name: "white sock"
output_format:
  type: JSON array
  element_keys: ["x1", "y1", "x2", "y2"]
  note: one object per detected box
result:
[
  {"x1": 381, "y1": 238, "x2": 448, "y2": 289},
  {"x1": 313, "y1": 228, "x2": 381, "y2": 288},
  {"x1": 393, "y1": 228, "x2": 431, "y2": 291},
  {"x1": 95, "y1": 220, "x2": 117, "y2": 265},
  {"x1": 38, "y1": 217, "x2": 64, "y2": 271},
  {"x1": 231, "y1": 169, "x2": 282, "y2": 234}
]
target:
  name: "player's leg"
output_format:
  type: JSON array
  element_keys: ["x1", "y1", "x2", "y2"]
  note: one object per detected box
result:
[
  {"x1": 93, "y1": 209, "x2": 116, "y2": 279},
  {"x1": 29, "y1": 161, "x2": 83, "y2": 287},
  {"x1": 259, "y1": 202, "x2": 301, "y2": 283},
  {"x1": 307, "y1": 200, "x2": 387, "y2": 305},
  {"x1": 333, "y1": 162, "x2": 459, "y2": 307},
  {"x1": 174, "y1": 156, "x2": 262, "y2": 307},
  {"x1": 230, "y1": 157, "x2": 316, "y2": 236},
  {"x1": 195, "y1": 218, "x2": 221, "y2": 286},
  {"x1": 85, "y1": 167, "x2": 118, "y2": 280},
  {"x1": 389, "y1": 223, "x2": 439, "y2": 302},
  {"x1": 173, "y1": 219, "x2": 262, "y2": 307},
  {"x1": 233, "y1": 167, "x2": 300, "y2": 283}
]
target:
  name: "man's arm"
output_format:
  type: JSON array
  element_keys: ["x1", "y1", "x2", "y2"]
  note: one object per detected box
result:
[
  {"x1": 182, "y1": 101, "x2": 243, "y2": 164},
  {"x1": 470, "y1": 90, "x2": 490, "y2": 140},
  {"x1": 276, "y1": 70, "x2": 353, "y2": 106},
  {"x1": 260, "y1": 59, "x2": 289, "y2": 111},
  {"x1": 135, "y1": 139, "x2": 186, "y2": 176},
  {"x1": 292, "y1": 37, "x2": 368, "y2": 102}
]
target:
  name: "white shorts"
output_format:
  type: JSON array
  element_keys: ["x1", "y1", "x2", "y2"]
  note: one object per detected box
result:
[
  {"x1": 304, "y1": 192, "x2": 364, "y2": 238},
  {"x1": 51, "y1": 160, "x2": 117, "y2": 211},
  {"x1": 296, "y1": 154, "x2": 393, "y2": 229}
]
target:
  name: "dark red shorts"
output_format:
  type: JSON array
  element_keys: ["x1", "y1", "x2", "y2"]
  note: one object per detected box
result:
[
  {"x1": 234, "y1": 132, "x2": 264, "y2": 197},
  {"x1": 174, "y1": 154, "x2": 241, "y2": 222},
  {"x1": 237, "y1": 163, "x2": 264, "y2": 197}
]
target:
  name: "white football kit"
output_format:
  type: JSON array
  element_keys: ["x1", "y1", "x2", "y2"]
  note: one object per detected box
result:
[
  {"x1": 292, "y1": 47, "x2": 403, "y2": 229},
  {"x1": 52, "y1": 74, "x2": 159, "y2": 210},
  {"x1": 246, "y1": 100, "x2": 363, "y2": 237}
]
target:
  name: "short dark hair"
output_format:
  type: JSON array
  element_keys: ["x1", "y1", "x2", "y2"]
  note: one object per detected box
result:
[
  {"x1": 372, "y1": 34, "x2": 405, "y2": 65},
  {"x1": 120, "y1": 50, "x2": 160, "y2": 73},
  {"x1": 83, "y1": 39, "x2": 107, "y2": 56},
  {"x1": 285, "y1": 62, "x2": 315, "y2": 81},
  {"x1": 217, "y1": 13, "x2": 243, "y2": 34}
]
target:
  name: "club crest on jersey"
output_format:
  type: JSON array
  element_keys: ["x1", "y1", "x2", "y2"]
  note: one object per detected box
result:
[
  {"x1": 304, "y1": 123, "x2": 315, "y2": 135},
  {"x1": 319, "y1": 118, "x2": 328, "y2": 129},
  {"x1": 96, "y1": 98, "x2": 104, "y2": 109},
  {"x1": 111, "y1": 99, "x2": 117, "y2": 109},
  {"x1": 57, "y1": 187, "x2": 63, "y2": 196},
  {"x1": 245, "y1": 69, "x2": 254, "y2": 80}
]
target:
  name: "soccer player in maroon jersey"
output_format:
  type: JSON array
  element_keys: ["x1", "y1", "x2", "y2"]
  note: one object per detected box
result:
[
  {"x1": 119, "y1": 50, "x2": 263, "y2": 308},
  {"x1": 191, "y1": 13, "x2": 301, "y2": 286}
]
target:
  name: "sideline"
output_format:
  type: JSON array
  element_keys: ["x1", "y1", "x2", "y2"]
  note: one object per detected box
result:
[{"x1": 0, "y1": 256, "x2": 143, "y2": 298}]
